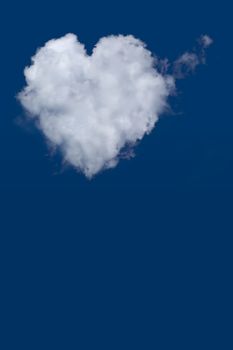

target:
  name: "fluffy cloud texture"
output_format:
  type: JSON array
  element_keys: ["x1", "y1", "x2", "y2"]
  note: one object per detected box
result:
[
  {"x1": 18, "y1": 34, "x2": 174, "y2": 177},
  {"x1": 18, "y1": 33, "x2": 212, "y2": 178}
]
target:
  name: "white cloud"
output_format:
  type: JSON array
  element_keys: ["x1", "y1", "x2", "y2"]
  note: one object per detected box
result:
[
  {"x1": 18, "y1": 33, "x2": 212, "y2": 178},
  {"x1": 18, "y1": 34, "x2": 174, "y2": 178}
]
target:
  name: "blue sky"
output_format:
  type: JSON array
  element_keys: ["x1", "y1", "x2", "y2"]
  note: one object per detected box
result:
[{"x1": 0, "y1": 0, "x2": 232, "y2": 349}]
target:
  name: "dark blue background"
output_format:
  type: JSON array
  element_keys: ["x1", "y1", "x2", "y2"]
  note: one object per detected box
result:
[{"x1": 0, "y1": 1, "x2": 232, "y2": 348}]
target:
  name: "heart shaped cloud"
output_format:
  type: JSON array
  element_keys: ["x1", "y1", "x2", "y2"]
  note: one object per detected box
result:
[{"x1": 18, "y1": 34, "x2": 174, "y2": 178}]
